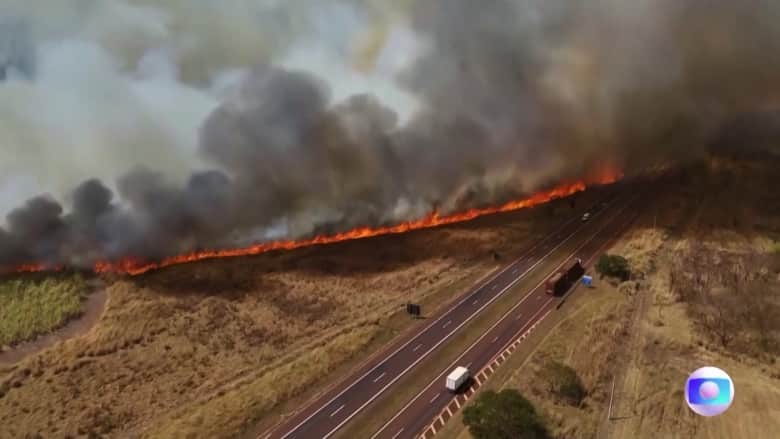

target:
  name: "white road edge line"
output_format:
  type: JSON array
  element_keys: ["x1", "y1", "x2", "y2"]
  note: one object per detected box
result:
[
  {"x1": 276, "y1": 195, "x2": 615, "y2": 439},
  {"x1": 370, "y1": 194, "x2": 638, "y2": 439},
  {"x1": 425, "y1": 196, "x2": 641, "y2": 437},
  {"x1": 392, "y1": 298, "x2": 551, "y2": 439},
  {"x1": 359, "y1": 207, "x2": 618, "y2": 439}
]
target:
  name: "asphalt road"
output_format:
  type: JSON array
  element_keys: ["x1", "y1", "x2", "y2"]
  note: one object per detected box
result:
[
  {"x1": 372, "y1": 188, "x2": 646, "y2": 439},
  {"x1": 263, "y1": 184, "x2": 633, "y2": 439}
]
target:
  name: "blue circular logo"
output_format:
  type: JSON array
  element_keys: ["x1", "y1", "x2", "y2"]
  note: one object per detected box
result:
[{"x1": 685, "y1": 366, "x2": 734, "y2": 416}]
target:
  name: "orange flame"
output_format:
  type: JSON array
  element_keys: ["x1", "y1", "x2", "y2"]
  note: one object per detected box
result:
[
  {"x1": 13, "y1": 263, "x2": 62, "y2": 273},
  {"x1": 12, "y1": 169, "x2": 621, "y2": 277}
]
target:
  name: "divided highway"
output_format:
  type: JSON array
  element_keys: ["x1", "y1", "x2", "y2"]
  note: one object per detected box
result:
[
  {"x1": 263, "y1": 185, "x2": 634, "y2": 439},
  {"x1": 372, "y1": 189, "x2": 645, "y2": 439}
]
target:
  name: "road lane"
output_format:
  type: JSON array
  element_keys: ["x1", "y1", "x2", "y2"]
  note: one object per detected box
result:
[
  {"x1": 264, "y1": 187, "x2": 624, "y2": 439},
  {"x1": 371, "y1": 189, "x2": 646, "y2": 439}
]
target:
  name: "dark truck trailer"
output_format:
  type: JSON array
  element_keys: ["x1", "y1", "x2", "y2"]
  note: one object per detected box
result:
[
  {"x1": 566, "y1": 259, "x2": 585, "y2": 283},
  {"x1": 545, "y1": 259, "x2": 585, "y2": 296}
]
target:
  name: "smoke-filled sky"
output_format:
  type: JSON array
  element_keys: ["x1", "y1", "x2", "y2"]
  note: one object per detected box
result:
[{"x1": 1, "y1": 0, "x2": 779, "y2": 267}]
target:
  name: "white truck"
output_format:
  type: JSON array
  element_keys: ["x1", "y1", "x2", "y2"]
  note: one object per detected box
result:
[{"x1": 446, "y1": 366, "x2": 470, "y2": 392}]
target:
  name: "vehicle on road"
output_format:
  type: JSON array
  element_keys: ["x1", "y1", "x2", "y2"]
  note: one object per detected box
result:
[
  {"x1": 581, "y1": 212, "x2": 591, "y2": 222},
  {"x1": 545, "y1": 272, "x2": 566, "y2": 295},
  {"x1": 545, "y1": 259, "x2": 586, "y2": 296},
  {"x1": 446, "y1": 366, "x2": 470, "y2": 392}
]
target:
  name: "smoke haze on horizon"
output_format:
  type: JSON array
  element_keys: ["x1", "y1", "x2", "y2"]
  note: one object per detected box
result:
[{"x1": 1, "y1": 0, "x2": 779, "y2": 267}]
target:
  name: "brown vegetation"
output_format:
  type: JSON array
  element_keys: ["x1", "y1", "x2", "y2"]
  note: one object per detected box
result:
[
  {"x1": 670, "y1": 246, "x2": 780, "y2": 357},
  {"x1": 0, "y1": 191, "x2": 595, "y2": 438},
  {"x1": 444, "y1": 155, "x2": 780, "y2": 439},
  {"x1": 607, "y1": 156, "x2": 780, "y2": 439}
]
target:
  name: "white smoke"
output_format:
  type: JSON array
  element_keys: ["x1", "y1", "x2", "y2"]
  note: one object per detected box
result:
[
  {"x1": 0, "y1": 0, "x2": 420, "y2": 219},
  {"x1": 2, "y1": 0, "x2": 778, "y2": 268}
]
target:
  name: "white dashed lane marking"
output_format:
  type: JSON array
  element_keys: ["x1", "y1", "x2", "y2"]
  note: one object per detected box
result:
[{"x1": 330, "y1": 404, "x2": 345, "y2": 418}]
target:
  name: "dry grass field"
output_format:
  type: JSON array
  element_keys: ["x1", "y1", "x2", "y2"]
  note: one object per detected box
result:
[
  {"x1": 442, "y1": 156, "x2": 780, "y2": 439},
  {"x1": 4, "y1": 156, "x2": 776, "y2": 439},
  {"x1": 457, "y1": 281, "x2": 634, "y2": 439},
  {"x1": 607, "y1": 158, "x2": 780, "y2": 439},
  {"x1": 0, "y1": 189, "x2": 597, "y2": 439}
]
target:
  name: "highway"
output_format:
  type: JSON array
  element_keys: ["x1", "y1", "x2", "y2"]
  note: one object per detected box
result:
[
  {"x1": 372, "y1": 188, "x2": 645, "y2": 439},
  {"x1": 263, "y1": 183, "x2": 639, "y2": 439}
]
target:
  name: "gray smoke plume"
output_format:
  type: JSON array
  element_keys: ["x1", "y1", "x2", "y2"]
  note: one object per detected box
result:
[{"x1": 1, "y1": 0, "x2": 780, "y2": 269}]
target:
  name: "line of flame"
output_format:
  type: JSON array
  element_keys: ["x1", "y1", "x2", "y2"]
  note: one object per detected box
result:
[{"x1": 11, "y1": 170, "x2": 620, "y2": 277}]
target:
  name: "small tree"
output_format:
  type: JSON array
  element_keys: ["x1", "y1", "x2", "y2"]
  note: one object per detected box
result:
[
  {"x1": 462, "y1": 389, "x2": 548, "y2": 439},
  {"x1": 542, "y1": 361, "x2": 586, "y2": 406},
  {"x1": 596, "y1": 254, "x2": 631, "y2": 281}
]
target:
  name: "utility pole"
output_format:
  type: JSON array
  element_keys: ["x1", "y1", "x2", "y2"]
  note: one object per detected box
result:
[{"x1": 608, "y1": 376, "x2": 616, "y2": 420}]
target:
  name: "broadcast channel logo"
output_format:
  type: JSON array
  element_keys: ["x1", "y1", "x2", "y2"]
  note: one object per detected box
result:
[{"x1": 684, "y1": 366, "x2": 734, "y2": 416}]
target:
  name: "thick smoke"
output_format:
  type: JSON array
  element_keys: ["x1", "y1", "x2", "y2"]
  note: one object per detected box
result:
[{"x1": 1, "y1": 0, "x2": 779, "y2": 268}]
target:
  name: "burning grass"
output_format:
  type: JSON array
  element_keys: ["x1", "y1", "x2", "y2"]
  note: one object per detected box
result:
[
  {"x1": 8, "y1": 172, "x2": 620, "y2": 277},
  {"x1": 441, "y1": 156, "x2": 780, "y2": 439},
  {"x1": 0, "y1": 274, "x2": 86, "y2": 347},
  {"x1": 0, "y1": 189, "x2": 598, "y2": 438}
]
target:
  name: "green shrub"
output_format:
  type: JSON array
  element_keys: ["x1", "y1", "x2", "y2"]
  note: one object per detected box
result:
[
  {"x1": 543, "y1": 360, "x2": 586, "y2": 406},
  {"x1": 596, "y1": 254, "x2": 631, "y2": 281},
  {"x1": 462, "y1": 389, "x2": 548, "y2": 439}
]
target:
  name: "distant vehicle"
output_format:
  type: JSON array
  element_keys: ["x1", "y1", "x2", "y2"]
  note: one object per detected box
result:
[
  {"x1": 581, "y1": 212, "x2": 591, "y2": 222},
  {"x1": 446, "y1": 366, "x2": 470, "y2": 392},
  {"x1": 545, "y1": 259, "x2": 586, "y2": 296}
]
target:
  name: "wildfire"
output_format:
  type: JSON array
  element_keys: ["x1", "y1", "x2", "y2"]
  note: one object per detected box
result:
[
  {"x1": 13, "y1": 263, "x2": 62, "y2": 273},
  {"x1": 14, "y1": 169, "x2": 621, "y2": 276}
]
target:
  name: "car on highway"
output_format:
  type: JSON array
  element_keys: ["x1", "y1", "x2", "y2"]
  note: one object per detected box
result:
[
  {"x1": 446, "y1": 366, "x2": 470, "y2": 392},
  {"x1": 581, "y1": 212, "x2": 591, "y2": 222}
]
